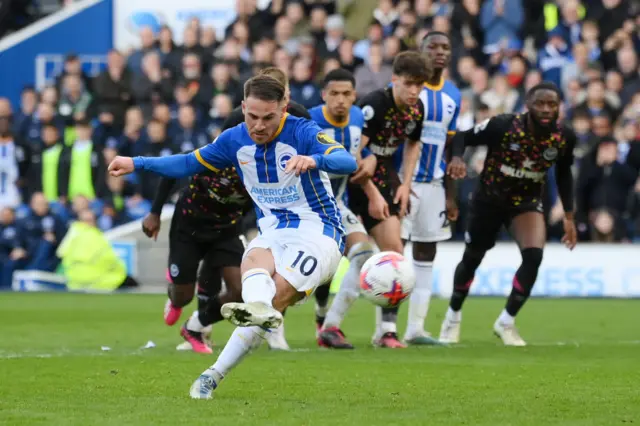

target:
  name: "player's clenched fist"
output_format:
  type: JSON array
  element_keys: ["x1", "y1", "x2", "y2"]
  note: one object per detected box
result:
[
  {"x1": 284, "y1": 155, "x2": 317, "y2": 176},
  {"x1": 108, "y1": 156, "x2": 135, "y2": 177}
]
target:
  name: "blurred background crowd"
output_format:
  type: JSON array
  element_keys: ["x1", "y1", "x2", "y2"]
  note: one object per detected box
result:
[{"x1": 1, "y1": 0, "x2": 640, "y2": 286}]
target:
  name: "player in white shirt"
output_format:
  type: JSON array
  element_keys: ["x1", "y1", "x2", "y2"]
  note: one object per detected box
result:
[
  {"x1": 0, "y1": 99, "x2": 29, "y2": 210},
  {"x1": 108, "y1": 75, "x2": 357, "y2": 399},
  {"x1": 396, "y1": 32, "x2": 466, "y2": 344}
]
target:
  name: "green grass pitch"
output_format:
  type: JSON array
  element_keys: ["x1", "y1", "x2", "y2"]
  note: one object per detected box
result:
[{"x1": 0, "y1": 293, "x2": 638, "y2": 425}]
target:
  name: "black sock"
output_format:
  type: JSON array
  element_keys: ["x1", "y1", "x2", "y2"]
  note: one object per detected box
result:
[
  {"x1": 381, "y1": 307, "x2": 398, "y2": 324},
  {"x1": 314, "y1": 284, "x2": 330, "y2": 310},
  {"x1": 449, "y1": 248, "x2": 485, "y2": 311},
  {"x1": 504, "y1": 248, "x2": 542, "y2": 317},
  {"x1": 198, "y1": 294, "x2": 224, "y2": 327}
]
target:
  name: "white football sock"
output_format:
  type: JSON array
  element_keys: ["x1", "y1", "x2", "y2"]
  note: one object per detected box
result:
[
  {"x1": 446, "y1": 307, "x2": 461, "y2": 322},
  {"x1": 381, "y1": 320, "x2": 397, "y2": 334},
  {"x1": 374, "y1": 306, "x2": 383, "y2": 337},
  {"x1": 315, "y1": 303, "x2": 328, "y2": 318},
  {"x1": 186, "y1": 310, "x2": 204, "y2": 332},
  {"x1": 241, "y1": 268, "x2": 276, "y2": 306},
  {"x1": 498, "y1": 309, "x2": 515, "y2": 325},
  {"x1": 323, "y1": 261, "x2": 360, "y2": 329},
  {"x1": 210, "y1": 326, "x2": 267, "y2": 377},
  {"x1": 405, "y1": 261, "x2": 433, "y2": 337}
]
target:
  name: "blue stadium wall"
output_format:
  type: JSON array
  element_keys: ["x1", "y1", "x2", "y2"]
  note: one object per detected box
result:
[{"x1": 0, "y1": 0, "x2": 113, "y2": 107}]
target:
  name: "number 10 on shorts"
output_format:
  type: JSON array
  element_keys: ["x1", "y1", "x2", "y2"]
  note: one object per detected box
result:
[{"x1": 290, "y1": 251, "x2": 318, "y2": 276}]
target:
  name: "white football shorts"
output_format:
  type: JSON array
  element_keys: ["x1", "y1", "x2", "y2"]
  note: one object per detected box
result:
[
  {"x1": 338, "y1": 199, "x2": 367, "y2": 236},
  {"x1": 243, "y1": 227, "x2": 342, "y2": 296},
  {"x1": 401, "y1": 180, "x2": 452, "y2": 243}
]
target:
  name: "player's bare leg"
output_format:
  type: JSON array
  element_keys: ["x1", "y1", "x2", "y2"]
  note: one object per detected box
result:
[
  {"x1": 369, "y1": 216, "x2": 407, "y2": 348},
  {"x1": 164, "y1": 281, "x2": 195, "y2": 326},
  {"x1": 313, "y1": 283, "x2": 331, "y2": 334},
  {"x1": 494, "y1": 212, "x2": 546, "y2": 346},
  {"x1": 319, "y1": 231, "x2": 374, "y2": 349},
  {"x1": 190, "y1": 249, "x2": 306, "y2": 399},
  {"x1": 403, "y1": 241, "x2": 441, "y2": 345}
]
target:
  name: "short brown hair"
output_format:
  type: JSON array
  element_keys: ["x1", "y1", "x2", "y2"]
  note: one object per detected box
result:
[
  {"x1": 258, "y1": 67, "x2": 289, "y2": 87},
  {"x1": 244, "y1": 75, "x2": 286, "y2": 103},
  {"x1": 392, "y1": 51, "x2": 429, "y2": 82}
]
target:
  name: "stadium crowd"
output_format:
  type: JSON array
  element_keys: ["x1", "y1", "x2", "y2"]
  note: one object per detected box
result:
[{"x1": 1, "y1": 0, "x2": 640, "y2": 287}]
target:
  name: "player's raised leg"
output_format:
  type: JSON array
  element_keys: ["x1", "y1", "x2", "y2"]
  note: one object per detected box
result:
[
  {"x1": 493, "y1": 212, "x2": 546, "y2": 346},
  {"x1": 190, "y1": 231, "x2": 342, "y2": 399},
  {"x1": 314, "y1": 283, "x2": 331, "y2": 333},
  {"x1": 319, "y1": 223, "x2": 374, "y2": 349}
]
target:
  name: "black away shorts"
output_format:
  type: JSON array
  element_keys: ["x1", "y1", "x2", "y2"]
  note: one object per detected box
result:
[
  {"x1": 465, "y1": 192, "x2": 544, "y2": 251},
  {"x1": 167, "y1": 213, "x2": 244, "y2": 287}
]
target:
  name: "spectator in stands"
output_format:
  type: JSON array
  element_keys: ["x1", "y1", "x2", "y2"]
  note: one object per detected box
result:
[
  {"x1": 451, "y1": 0, "x2": 484, "y2": 63},
  {"x1": 135, "y1": 119, "x2": 175, "y2": 201},
  {"x1": 116, "y1": 107, "x2": 145, "y2": 157},
  {"x1": 27, "y1": 123, "x2": 62, "y2": 202},
  {"x1": 373, "y1": 0, "x2": 399, "y2": 37},
  {"x1": 58, "y1": 119, "x2": 107, "y2": 202},
  {"x1": 157, "y1": 25, "x2": 177, "y2": 70},
  {"x1": 179, "y1": 54, "x2": 214, "y2": 113},
  {"x1": 16, "y1": 192, "x2": 67, "y2": 273},
  {"x1": 575, "y1": 79, "x2": 619, "y2": 122},
  {"x1": 0, "y1": 207, "x2": 22, "y2": 288},
  {"x1": 54, "y1": 54, "x2": 92, "y2": 95},
  {"x1": 275, "y1": 16, "x2": 299, "y2": 57},
  {"x1": 317, "y1": 14, "x2": 344, "y2": 59},
  {"x1": 14, "y1": 87, "x2": 38, "y2": 136},
  {"x1": 58, "y1": 74, "x2": 95, "y2": 128},
  {"x1": 92, "y1": 50, "x2": 132, "y2": 133},
  {"x1": 100, "y1": 175, "x2": 131, "y2": 229},
  {"x1": 207, "y1": 93, "x2": 233, "y2": 139},
  {"x1": 337, "y1": 39, "x2": 363, "y2": 74},
  {"x1": 172, "y1": 105, "x2": 208, "y2": 153},
  {"x1": 571, "y1": 110, "x2": 597, "y2": 167},
  {"x1": 273, "y1": 47, "x2": 293, "y2": 76},
  {"x1": 577, "y1": 137, "x2": 637, "y2": 241},
  {"x1": 538, "y1": 26, "x2": 573, "y2": 90},
  {"x1": 132, "y1": 52, "x2": 173, "y2": 121},
  {"x1": 127, "y1": 26, "x2": 158, "y2": 76},
  {"x1": 170, "y1": 27, "x2": 208, "y2": 76},
  {"x1": 40, "y1": 86, "x2": 59, "y2": 108},
  {"x1": 309, "y1": 6, "x2": 328, "y2": 42},
  {"x1": 21, "y1": 102, "x2": 63, "y2": 147},
  {"x1": 0, "y1": 99, "x2": 30, "y2": 209},
  {"x1": 479, "y1": 0, "x2": 524, "y2": 55},
  {"x1": 561, "y1": 42, "x2": 591, "y2": 95},
  {"x1": 616, "y1": 46, "x2": 640, "y2": 106},
  {"x1": 289, "y1": 57, "x2": 322, "y2": 109},
  {"x1": 200, "y1": 26, "x2": 219, "y2": 57},
  {"x1": 382, "y1": 36, "x2": 403, "y2": 66},
  {"x1": 480, "y1": 73, "x2": 519, "y2": 115},
  {"x1": 354, "y1": 21, "x2": 384, "y2": 61},
  {"x1": 225, "y1": 0, "x2": 277, "y2": 45},
  {"x1": 354, "y1": 43, "x2": 392, "y2": 99},
  {"x1": 56, "y1": 208, "x2": 139, "y2": 292}
]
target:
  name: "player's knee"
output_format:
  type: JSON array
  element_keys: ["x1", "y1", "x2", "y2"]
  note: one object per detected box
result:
[
  {"x1": 413, "y1": 242, "x2": 436, "y2": 262},
  {"x1": 347, "y1": 241, "x2": 375, "y2": 270}
]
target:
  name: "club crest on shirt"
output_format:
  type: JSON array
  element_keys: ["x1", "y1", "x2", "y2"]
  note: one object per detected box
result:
[
  {"x1": 278, "y1": 153, "x2": 293, "y2": 171},
  {"x1": 405, "y1": 120, "x2": 416, "y2": 135},
  {"x1": 316, "y1": 132, "x2": 338, "y2": 146},
  {"x1": 543, "y1": 147, "x2": 558, "y2": 161},
  {"x1": 362, "y1": 105, "x2": 375, "y2": 120}
]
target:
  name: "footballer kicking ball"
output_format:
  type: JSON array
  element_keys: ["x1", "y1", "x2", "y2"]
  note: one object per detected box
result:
[{"x1": 359, "y1": 251, "x2": 415, "y2": 308}]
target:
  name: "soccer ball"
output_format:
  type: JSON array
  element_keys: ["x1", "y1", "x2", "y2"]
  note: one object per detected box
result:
[{"x1": 359, "y1": 251, "x2": 415, "y2": 308}]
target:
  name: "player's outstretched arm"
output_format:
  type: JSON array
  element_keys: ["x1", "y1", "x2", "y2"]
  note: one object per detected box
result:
[
  {"x1": 310, "y1": 149, "x2": 357, "y2": 175},
  {"x1": 108, "y1": 153, "x2": 207, "y2": 179}
]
